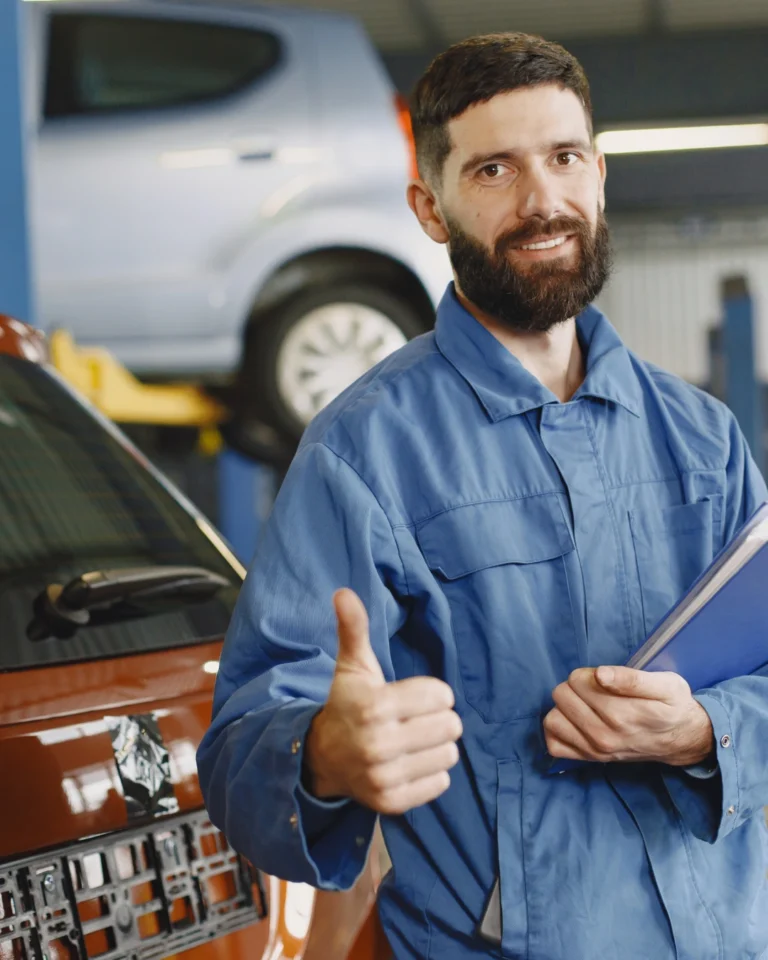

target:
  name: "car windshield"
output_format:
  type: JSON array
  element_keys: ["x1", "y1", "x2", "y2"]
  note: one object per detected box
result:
[{"x1": 0, "y1": 356, "x2": 242, "y2": 670}]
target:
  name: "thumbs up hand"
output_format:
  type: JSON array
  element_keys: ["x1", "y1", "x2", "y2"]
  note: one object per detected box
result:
[{"x1": 303, "y1": 589, "x2": 462, "y2": 815}]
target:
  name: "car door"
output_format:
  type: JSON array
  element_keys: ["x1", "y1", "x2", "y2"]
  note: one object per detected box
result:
[{"x1": 32, "y1": 3, "x2": 314, "y2": 373}]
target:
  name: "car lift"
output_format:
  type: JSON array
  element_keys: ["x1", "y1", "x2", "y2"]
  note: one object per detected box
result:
[{"x1": 49, "y1": 329, "x2": 226, "y2": 429}]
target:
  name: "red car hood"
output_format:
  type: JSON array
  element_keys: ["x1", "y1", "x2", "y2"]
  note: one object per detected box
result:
[{"x1": 0, "y1": 640, "x2": 222, "y2": 861}]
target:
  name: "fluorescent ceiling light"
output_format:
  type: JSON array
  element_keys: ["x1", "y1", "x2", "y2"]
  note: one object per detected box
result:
[{"x1": 596, "y1": 122, "x2": 768, "y2": 155}]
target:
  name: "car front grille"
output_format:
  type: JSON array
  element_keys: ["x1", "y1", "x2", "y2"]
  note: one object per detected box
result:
[{"x1": 0, "y1": 810, "x2": 266, "y2": 960}]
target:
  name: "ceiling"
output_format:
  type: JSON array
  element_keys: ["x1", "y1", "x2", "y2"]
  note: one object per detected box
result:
[{"x1": 255, "y1": 0, "x2": 768, "y2": 52}]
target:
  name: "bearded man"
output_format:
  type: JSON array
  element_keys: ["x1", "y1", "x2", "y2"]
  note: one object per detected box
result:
[{"x1": 198, "y1": 33, "x2": 768, "y2": 960}]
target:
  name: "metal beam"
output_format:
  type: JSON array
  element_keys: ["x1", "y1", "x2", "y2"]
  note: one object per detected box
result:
[
  {"x1": 402, "y1": 0, "x2": 446, "y2": 53},
  {"x1": 384, "y1": 26, "x2": 768, "y2": 123},
  {"x1": 645, "y1": 0, "x2": 666, "y2": 34},
  {"x1": 0, "y1": 0, "x2": 35, "y2": 324}
]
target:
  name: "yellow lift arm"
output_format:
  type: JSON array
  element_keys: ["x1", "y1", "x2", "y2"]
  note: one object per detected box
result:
[{"x1": 49, "y1": 329, "x2": 226, "y2": 428}]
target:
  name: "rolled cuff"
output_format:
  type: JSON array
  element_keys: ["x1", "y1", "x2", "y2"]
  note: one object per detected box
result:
[
  {"x1": 279, "y1": 702, "x2": 378, "y2": 889},
  {"x1": 661, "y1": 692, "x2": 739, "y2": 843}
]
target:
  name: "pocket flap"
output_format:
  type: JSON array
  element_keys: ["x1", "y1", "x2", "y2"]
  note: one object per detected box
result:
[
  {"x1": 416, "y1": 495, "x2": 574, "y2": 580},
  {"x1": 629, "y1": 496, "x2": 723, "y2": 543}
]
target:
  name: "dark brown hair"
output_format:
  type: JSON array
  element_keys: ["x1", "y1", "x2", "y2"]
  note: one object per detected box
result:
[{"x1": 410, "y1": 33, "x2": 593, "y2": 184}]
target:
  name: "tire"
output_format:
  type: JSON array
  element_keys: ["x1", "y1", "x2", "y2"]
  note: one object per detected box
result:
[{"x1": 242, "y1": 282, "x2": 430, "y2": 442}]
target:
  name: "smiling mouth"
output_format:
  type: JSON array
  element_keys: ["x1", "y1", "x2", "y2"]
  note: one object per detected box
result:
[{"x1": 516, "y1": 235, "x2": 572, "y2": 251}]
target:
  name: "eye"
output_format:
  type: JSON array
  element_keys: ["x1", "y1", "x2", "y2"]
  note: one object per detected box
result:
[
  {"x1": 480, "y1": 163, "x2": 504, "y2": 179},
  {"x1": 555, "y1": 152, "x2": 580, "y2": 166}
]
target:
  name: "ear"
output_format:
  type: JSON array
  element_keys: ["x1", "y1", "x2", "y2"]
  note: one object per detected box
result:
[
  {"x1": 596, "y1": 149, "x2": 607, "y2": 212},
  {"x1": 407, "y1": 179, "x2": 450, "y2": 245}
]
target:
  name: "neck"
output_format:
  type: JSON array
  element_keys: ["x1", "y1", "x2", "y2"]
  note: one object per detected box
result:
[{"x1": 455, "y1": 288, "x2": 586, "y2": 403}]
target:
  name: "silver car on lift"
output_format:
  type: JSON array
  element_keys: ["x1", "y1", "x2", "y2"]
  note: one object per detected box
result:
[{"x1": 27, "y1": 0, "x2": 450, "y2": 443}]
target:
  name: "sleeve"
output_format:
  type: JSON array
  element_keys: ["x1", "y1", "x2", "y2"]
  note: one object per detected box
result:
[
  {"x1": 196, "y1": 441, "x2": 408, "y2": 889},
  {"x1": 662, "y1": 414, "x2": 768, "y2": 843}
]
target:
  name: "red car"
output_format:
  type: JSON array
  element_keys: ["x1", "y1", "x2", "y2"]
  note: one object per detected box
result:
[{"x1": 0, "y1": 314, "x2": 390, "y2": 960}]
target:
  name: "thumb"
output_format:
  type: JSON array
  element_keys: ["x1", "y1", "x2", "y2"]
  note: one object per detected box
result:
[
  {"x1": 333, "y1": 588, "x2": 385, "y2": 682},
  {"x1": 595, "y1": 666, "x2": 620, "y2": 689},
  {"x1": 597, "y1": 665, "x2": 689, "y2": 703},
  {"x1": 596, "y1": 665, "x2": 642, "y2": 694}
]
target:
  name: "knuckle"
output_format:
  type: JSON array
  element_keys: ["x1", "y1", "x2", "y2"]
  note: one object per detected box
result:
[
  {"x1": 449, "y1": 712, "x2": 464, "y2": 740},
  {"x1": 437, "y1": 711, "x2": 463, "y2": 742},
  {"x1": 359, "y1": 730, "x2": 385, "y2": 764},
  {"x1": 669, "y1": 672, "x2": 690, "y2": 696},
  {"x1": 434, "y1": 680, "x2": 455, "y2": 708},
  {"x1": 624, "y1": 670, "x2": 640, "y2": 690},
  {"x1": 358, "y1": 740, "x2": 377, "y2": 765},
  {"x1": 366, "y1": 764, "x2": 392, "y2": 793},
  {"x1": 543, "y1": 708, "x2": 562, "y2": 733},
  {"x1": 423, "y1": 773, "x2": 450, "y2": 803},
  {"x1": 600, "y1": 705, "x2": 622, "y2": 731},
  {"x1": 359, "y1": 701, "x2": 386, "y2": 726},
  {"x1": 441, "y1": 742, "x2": 460, "y2": 769},
  {"x1": 589, "y1": 731, "x2": 615, "y2": 755},
  {"x1": 376, "y1": 788, "x2": 403, "y2": 816}
]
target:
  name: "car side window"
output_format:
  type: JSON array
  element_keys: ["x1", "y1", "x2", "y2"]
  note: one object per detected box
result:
[{"x1": 44, "y1": 13, "x2": 281, "y2": 119}]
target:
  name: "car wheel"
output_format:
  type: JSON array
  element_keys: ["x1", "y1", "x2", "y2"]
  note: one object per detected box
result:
[{"x1": 246, "y1": 283, "x2": 430, "y2": 441}]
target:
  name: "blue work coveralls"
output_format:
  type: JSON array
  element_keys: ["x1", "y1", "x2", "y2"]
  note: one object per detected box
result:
[{"x1": 198, "y1": 285, "x2": 768, "y2": 960}]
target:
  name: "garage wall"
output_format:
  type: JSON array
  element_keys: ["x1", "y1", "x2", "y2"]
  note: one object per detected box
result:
[{"x1": 597, "y1": 215, "x2": 768, "y2": 384}]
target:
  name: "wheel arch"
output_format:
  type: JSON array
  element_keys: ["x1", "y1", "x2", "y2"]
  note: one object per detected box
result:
[{"x1": 242, "y1": 246, "x2": 437, "y2": 339}]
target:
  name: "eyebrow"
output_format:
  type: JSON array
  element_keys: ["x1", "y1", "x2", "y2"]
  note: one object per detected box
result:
[{"x1": 459, "y1": 139, "x2": 594, "y2": 177}]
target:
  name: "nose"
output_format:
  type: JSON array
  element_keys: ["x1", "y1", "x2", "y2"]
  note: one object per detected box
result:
[{"x1": 515, "y1": 166, "x2": 560, "y2": 222}]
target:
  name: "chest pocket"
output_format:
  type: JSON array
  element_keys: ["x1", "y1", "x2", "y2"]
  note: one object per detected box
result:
[
  {"x1": 629, "y1": 497, "x2": 723, "y2": 639},
  {"x1": 417, "y1": 495, "x2": 580, "y2": 724}
]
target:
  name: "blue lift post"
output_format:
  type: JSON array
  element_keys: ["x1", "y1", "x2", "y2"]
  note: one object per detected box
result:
[
  {"x1": 721, "y1": 276, "x2": 764, "y2": 475},
  {"x1": 217, "y1": 449, "x2": 276, "y2": 565},
  {"x1": 0, "y1": 0, "x2": 36, "y2": 323}
]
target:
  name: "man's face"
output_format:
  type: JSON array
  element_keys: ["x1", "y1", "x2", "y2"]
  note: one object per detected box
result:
[{"x1": 421, "y1": 84, "x2": 611, "y2": 333}]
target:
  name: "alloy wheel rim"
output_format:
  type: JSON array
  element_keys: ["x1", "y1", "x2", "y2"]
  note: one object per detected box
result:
[{"x1": 275, "y1": 302, "x2": 408, "y2": 425}]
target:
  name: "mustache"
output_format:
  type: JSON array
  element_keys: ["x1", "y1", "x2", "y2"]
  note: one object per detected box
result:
[{"x1": 496, "y1": 216, "x2": 591, "y2": 254}]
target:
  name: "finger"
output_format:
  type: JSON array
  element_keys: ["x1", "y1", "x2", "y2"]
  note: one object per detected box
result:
[
  {"x1": 333, "y1": 588, "x2": 384, "y2": 681},
  {"x1": 543, "y1": 707, "x2": 608, "y2": 761},
  {"x1": 397, "y1": 709, "x2": 463, "y2": 754},
  {"x1": 545, "y1": 736, "x2": 589, "y2": 761},
  {"x1": 372, "y1": 742, "x2": 460, "y2": 791},
  {"x1": 385, "y1": 676, "x2": 455, "y2": 719},
  {"x1": 595, "y1": 666, "x2": 690, "y2": 704},
  {"x1": 561, "y1": 670, "x2": 632, "y2": 731},
  {"x1": 359, "y1": 710, "x2": 462, "y2": 765},
  {"x1": 553, "y1": 679, "x2": 605, "y2": 730},
  {"x1": 373, "y1": 771, "x2": 451, "y2": 815},
  {"x1": 561, "y1": 669, "x2": 620, "y2": 728}
]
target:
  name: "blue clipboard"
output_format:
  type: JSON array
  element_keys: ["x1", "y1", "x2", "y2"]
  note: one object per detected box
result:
[{"x1": 546, "y1": 502, "x2": 768, "y2": 775}]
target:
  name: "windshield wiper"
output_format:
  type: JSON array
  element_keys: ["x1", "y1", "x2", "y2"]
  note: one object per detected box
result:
[{"x1": 27, "y1": 566, "x2": 231, "y2": 641}]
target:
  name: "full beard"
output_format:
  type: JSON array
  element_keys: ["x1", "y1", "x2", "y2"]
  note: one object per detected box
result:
[{"x1": 446, "y1": 210, "x2": 613, "y2": 334}]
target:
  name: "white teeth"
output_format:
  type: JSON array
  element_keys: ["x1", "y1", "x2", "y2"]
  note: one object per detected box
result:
[{"x1": 520, "y1": 236, "x2": 568, "y2": 251}]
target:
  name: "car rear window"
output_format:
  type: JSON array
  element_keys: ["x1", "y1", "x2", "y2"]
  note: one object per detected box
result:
[
  {"x1": 44, "y1": 13, "x2": 281, "y2": 118},
  {"x1": 0, "y1": 356, "x2": 241, "y2": 671}
]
